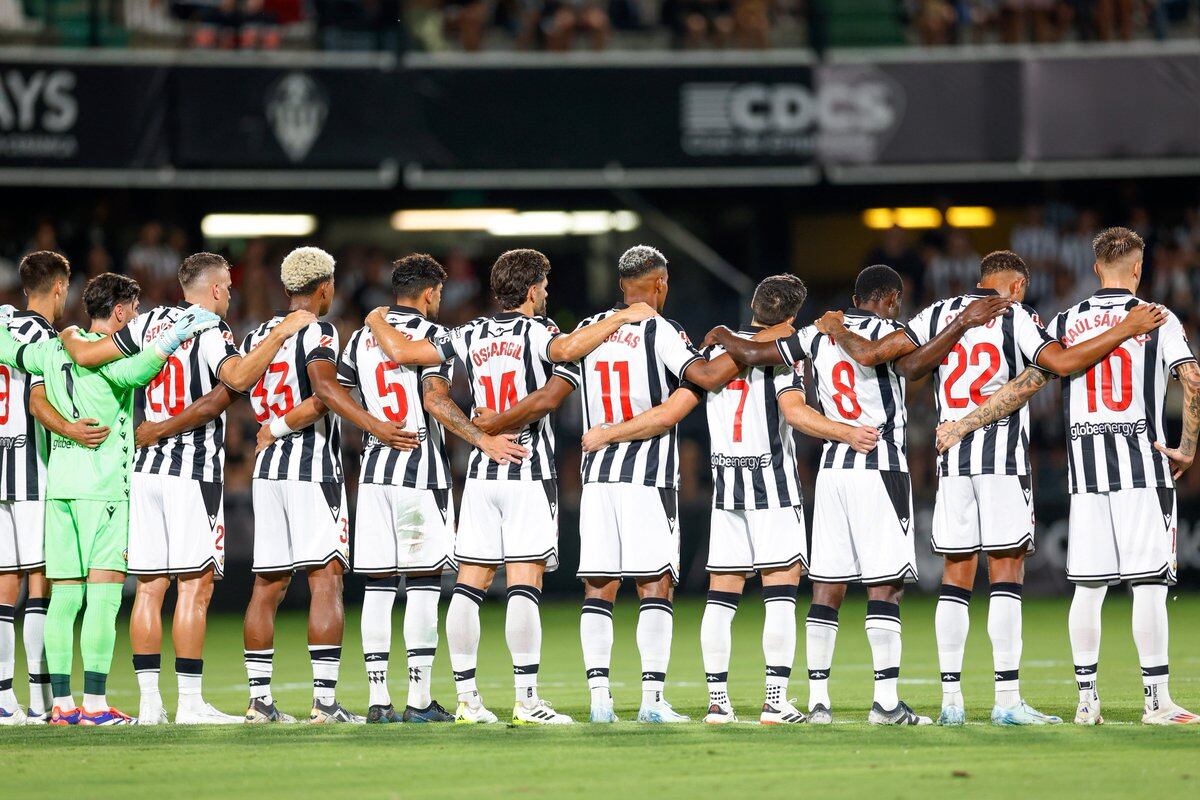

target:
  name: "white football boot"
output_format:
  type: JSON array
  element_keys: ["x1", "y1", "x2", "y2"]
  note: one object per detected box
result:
[
  {"x1": 703, "y1": 703, "x2": 737, "y2": 724},
  {"x1": 512, "y1": 699, "x2": 574, "y2": 725},
  {"x1": 455, "y1": 698, "x2": 499, "y2": 724},
  {"x1": 637, "y1": 697, "x2": 690, "y2": 723},
  {"x1": 759, "y1": 698, "x2": 807, "y2": 725},
  {"x1": 176, "y1": 700, "x2": 244, "y2": 725}
]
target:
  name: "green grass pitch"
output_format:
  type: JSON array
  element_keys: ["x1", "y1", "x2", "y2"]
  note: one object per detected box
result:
[{"x1": 3, "y1": 592, "x2": 1198, "y2": 798}]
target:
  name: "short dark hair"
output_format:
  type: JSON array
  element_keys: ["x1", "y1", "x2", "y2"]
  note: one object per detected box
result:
[
  {"x1": 83, "y1": 273, "x2": 140, "y2": 320},
  {"x1": 1093, "y1": 226, "x2": 1144, "y2": 264},
  {"x1": 490, "y1": 249, "x2": 550, "y2": 309},
  {"x1": 979, "y1": 249, "x2": 1029, "y2": 280},
  {"x1": 854, "y1": 264, "x2": 904, "y2": 303},
  {"x1": 392, "y1": 253, "x2": 447, "y2": 299},
  {"x1": 751, "y1": 274, "x2": 807, "y2": 326},
  {"x1": 286, "y1": 275, "x2": 332, "y2": 298},
  {"x1": 178, "y1": 252, "x2": 230, "y2": 289},
  {"x1": 19, "y1": 251, "x2": 71, "y2": 295},
  {"x1": 617, "y1": 245, "x2": 668, "y2": 280}
]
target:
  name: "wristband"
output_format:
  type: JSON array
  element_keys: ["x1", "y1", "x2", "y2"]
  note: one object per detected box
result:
[{"x1": 269, "y1": 417, "x2": 295, "y2": 439}]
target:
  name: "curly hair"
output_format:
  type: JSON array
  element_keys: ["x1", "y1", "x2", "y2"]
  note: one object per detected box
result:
[
  {"x1": 83, "y1": 273, "x2": 140, "y2": 320},
  {"x1": 281, "y1": 247, "x2": 335, "y2": 295},
  {"x1": 617, "y1": 245, "x2": 668, "y2": 279},
  {"x1": 490, "y1": 249, "x2": 550, "y2": 309},
  {"x1": 750, "y1": 274, "x2": 807, "y2": 326}
]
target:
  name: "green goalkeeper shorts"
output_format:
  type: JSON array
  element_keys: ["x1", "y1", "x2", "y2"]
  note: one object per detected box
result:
[{"x1": 44, "y1": 499, "x2": 129, "y2": 579}]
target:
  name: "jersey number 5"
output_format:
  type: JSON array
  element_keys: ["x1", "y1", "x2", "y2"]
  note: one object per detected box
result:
[{"x1": 375, "y1": 360, "x2": 409, "y2": 422}]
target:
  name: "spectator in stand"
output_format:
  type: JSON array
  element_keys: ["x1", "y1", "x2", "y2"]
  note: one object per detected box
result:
[
  {"x1": 862, "y1": 226, "x2": 927, "y2": 301},
  {"x1": 1057, "y1": 209, "x2": 1100, "y2": 285},
  {"x1": 443, "y1": 0, "x2": 492, "y2": 50},
  {"x1": 911, "y1": 0, "x2": 957, "y2": 45},
  {"x1": 1089, "y1": 0, "x2": 1135, "y2": 40},
  {"x1": 171, "y1": 0, "x2": 282, "y2": 48},
  {"x1": 519, "y1": 0, "x2": 610, "y2": 50},
  {"x1": 664, "y1": 0, "x2": 735, "y2": 48},
  {"x1": 998, "y1": 0, "x2": 1064, "y2": 42},
  {"x1": 925, "y1": 228, "x2": 979, "y2": 298},
  {"x1": 1010, "y1": 204, "x2": 1060, "y2": 306},
  {"x1": 125, "y1": 221, "x2": 181, "y2": 284},
  {"x1": 732, "y1": 0, "x2": 770, "y2": 47}
]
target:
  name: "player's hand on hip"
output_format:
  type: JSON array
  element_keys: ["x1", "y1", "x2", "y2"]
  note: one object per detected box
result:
[
  {"x1": 0, "y1": 304, "x2": 14, "y2": 326},
  {"x1": 621, "y1": 302, "x2": 657, "y2": 323},
  {"x1": 480, "y1": 433, "x2": 527, "y2": 465},
  {"x1": 133, "y1": 421, "x2": 161, "y2": 449},
  {"x1": 752, "y1": 321, "x2": 795, "y2": 341},
  {"x1": 581, "y1": 424, "x2": 613, "y2": 453},
  {"x1": 1154, "y1": 441, "x2": 1194, "y2": 480},
  {"x1": 1122, "y1": 303, "x2": 1168, "y2": 336},
  {"x1": 960, "y1": 296, "x2": 1012, "y2": 328},
  {"x1": 813, "y1": 310, "x2": 845, "y2": 336},
  {"x1": 65, "y1": 418, "x2": 110, "y2": 449},
  {"x1": 255, "y1": 424, "x2": 277, "y2": 454},
  {"x1": 276, "y1": 310, "x2": 318, "y2": 338},
  {"x1": 935, "y1": 421, "x2": 962, "y2": 453},
  {"x1": 845, "y1": 425, "x2": 879, "y2": 454},
  {"x1": 373, "y1": 421, "x2": 421, "y2": 451}
]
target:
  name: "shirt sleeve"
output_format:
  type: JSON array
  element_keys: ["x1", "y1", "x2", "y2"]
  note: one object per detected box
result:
[
  {"x1": 417, "y1": 323, "x2": 452, "y2": 385},
  {"x1": 99, "y1": 346, "x2": 167, "y2": 389},
  {"x1": 1, "y1": 330, "x2": 54, "y2": 377},
  {"x1": 902, "y1": 303, "x2": 935, "y2": 347},
  {"x1": 337, "y1": 329, "x2": 361, "y2": 388},
  {"x1": 552, "y1": 360, "x2": 582, "y2": 389},
  {"x1": 529, "y1": 317, "x2": 564, "y2": 364},
  {"x1": 112, "y1": 311, "x2": 150, "y2": 356},
  {"x1": 1014, "y1": 305, "x2": 1057, "y2": 368},
  {"x1": 431, "y1": 324, "x2": 466, "y2": 363},
  {"x1": 198, "y1": 322, "x2": 240, "y2": 382},
  {"x1": 774, "y1": 363, "x2": 805, "y2": 398},
  {"x1": 653, "y1": 318, "x2": 704, "y2": 379},
  {"x1": 23, "y1": 325, "x2": 49, "y2": 388},
  {"x1": 1161, "y1": 311, "x2": 1197, "y2": 376},
  {"x1": 776, "y1": 325, "x2": 816, "y2": 366},
  {"x1": 303, "y1": 322, "x2": 339, "y2": 366}
]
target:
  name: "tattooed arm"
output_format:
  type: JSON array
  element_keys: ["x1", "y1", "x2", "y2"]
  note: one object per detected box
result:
[
  {"x1": 1155, "y1": 361, "x2": 1200, "y2": 479},
  {"x1": 935, "y1": 366, "x2": 1050, "y2": 453},
  {"x1": 422, "y1": 376, "x2": 528, "y2": 465}
]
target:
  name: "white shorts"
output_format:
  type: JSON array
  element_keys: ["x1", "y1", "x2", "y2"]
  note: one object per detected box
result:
[
  {"x1": 0, "y1": 500, "x2": 44, "y2": 572},
  {"x1": 129, "y1": 473, "x2": 226, "y2": 577},
  {"x1": 252, "y1": 479, "x2": 349, "y2": 573},
  {"x1": 353, "y1": 483, "x2": 456, "y2": 575},
  {"x1": 579, "y1": 483, "x2": 680, "y2": 583},
  {"x1": 455, "y1": 478, "x2": 558, "y2": 571},
  {"x1": 707, "y1": 506, "x2": 808, "y2": 575},
  {"x1": 931, "y1": 474, "x2": 1035, "y2": 555},
  {"x1": 810, "y1": 469, "x2": 917, "y2": 585},
  {"x1": 1067, "y1": 487, "x2": 1177, "y2": 585}
]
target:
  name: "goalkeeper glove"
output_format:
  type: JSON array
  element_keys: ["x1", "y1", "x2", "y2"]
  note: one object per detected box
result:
[
  {"x1": 0, "y1": 304, "x2": 14, "y2": 326},
  {"x1": 154, "y1": 304, "x2": 221, "y2": 358}
]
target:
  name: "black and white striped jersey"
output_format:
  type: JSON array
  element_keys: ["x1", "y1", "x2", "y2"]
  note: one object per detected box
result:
[
  {"x1": 243, "y1": 316, "x2": 343, "y2": 484},
  {"x1": 337, "y1": 306, "x2": 453, "y2": 490},
  {"x1": 559, "y1": 309, "x2": 704, "y2": 490},
  {"x1": 115, "y1": 304, "x2": 240, "y2": 483},
  {"x1": 432, "y1": 312, "x2": 563, "y2": 481},
  {"x1": 1045, "y1": 289, "x2": 1196, "y2": 494},
  {"x1": 776, "y1": 310, "x2": 909, "y2": 472},
  {"x1": 703, "y1": 329, "x2": 805, "y2": 510},
  {"x1": 905, "y1": 290, "x2": 1056, "y2": 477},
  {"x1": 0, "y1": 312, "x2": 55, "y2": 501}
]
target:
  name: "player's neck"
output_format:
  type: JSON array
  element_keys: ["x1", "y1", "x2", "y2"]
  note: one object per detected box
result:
[
  {"x1": 621, "y1": 291, "x2": 656, "y2": 309},
  {"x1": 288, "y1": 295, "x2": 322, "y2": 314},
  {"x1": 25, "y1": 294, "x2": 57, "y2": 323},
  {"x1": 89, "y1": 316, "x2": 122, "y2": 336},
  {"x1": 504, "y1": 302, "x2": 535, "y2": 317},
  {"x1": 856, "y1": 301, "x2": 889, "y2": 318},
  {"x1": 183, "y1": 292, "x2": 217, "y2": 314},
  {"x1": 1097, "y1": 276, "x2": 1138, "y2": 294},
  {"x1": 395, "y1": 296, "x2": 428, "y2": 317}
]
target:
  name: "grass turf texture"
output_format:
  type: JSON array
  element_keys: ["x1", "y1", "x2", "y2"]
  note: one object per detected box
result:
[{"x1": 3, "y1": 593, "x2": 1198, "y2": 798}]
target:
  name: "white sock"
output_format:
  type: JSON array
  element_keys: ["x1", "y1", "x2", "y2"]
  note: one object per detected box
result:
[
  {"x1": 762, "y1": 585, "x2": 798, "y2": 706},
  {"x1": 580, "y1": 598, "x2": 613, "y2": 705},
  {"x1": 0, "y1": 604, "x2": 15, "y2": 711},
  {"x1": 637, "y1": 597, "x2": 673, "y2": 706},
  {"x1": 506, "y1": 585, "x2": 542, "y2": 708},
  {"x1": 361, "y1": 577, "x2": 397, "y2": 708},
  {"x1": 935, "y1": 585, "x2": 970, "y2": 708},
  {"x1": 805, "y1": 604, "x2": 838, "y2": 711},
  {"x1": 82, "y1": 693, "x2": 108, "y2": 713},
  {"x1": 23, "y1": 597, "x2": 50, "y2": 715},
  {"x1": 1069, "y1": 584, "x2": 1106, "y2": 701},
  {"x1": 245, "y1": 649, "x2": 274, "y2": 704},
  {"x1": 1132, "y1": 583, "x2": 1171, "y2": 711},
  {"x1": 700, "y1": 591, "x2": 738, "y2": 708},
  {"x1": 133, "y1": 653, "x2": 162, "y2": 706},
  {"x1": 176, "y1": 658, "x2": 203, "y2": 706},
  {"x1": 989, "y1": 582, "x2": 1023, "y2": 707},
  {"x1": 309, "y1": 645, "x2": 340, "y2": 704},
  {"x1": 866, "y1": 600, "x2": 902, "y2": 710},
  {"x1": 448, "y1": 584, "x2": 484, "y2": 703},
  {"x1": 404, "y1": 576, "x2": 441, "y2": 710}
]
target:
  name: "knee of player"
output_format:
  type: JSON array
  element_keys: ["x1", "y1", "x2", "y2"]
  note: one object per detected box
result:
[{"x1": 868, "y1": 582, "x2": 905, "y2": 605}]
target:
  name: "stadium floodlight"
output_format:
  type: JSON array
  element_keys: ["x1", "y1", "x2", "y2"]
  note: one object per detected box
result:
[
  {"x1": 945, "y1": 206, "x2": 996, "y2": 228},
  {"x1": 391, "y1": 209, "x2": 641, "y2": 236},
  {"x1": 200, "y1": 214, "x2": 317, "y2": 238}
]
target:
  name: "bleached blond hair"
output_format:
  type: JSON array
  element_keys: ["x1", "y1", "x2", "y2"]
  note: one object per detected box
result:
[{"x1": 281, "y1": 246, "x2": 335, "y2": 294}]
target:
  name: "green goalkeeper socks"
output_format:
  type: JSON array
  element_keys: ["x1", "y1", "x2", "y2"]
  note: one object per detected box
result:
[
  {"x1": 46, "y1": 583, "x2": 85, "y2": 701},
  {"x1": 81, "y1": 582, "x2": 124, "y2": 688}
]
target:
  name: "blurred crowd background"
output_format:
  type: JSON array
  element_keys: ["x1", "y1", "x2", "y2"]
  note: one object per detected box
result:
[{"x1": 4, "y1": 0, "x2": 1200, "y2": 51}]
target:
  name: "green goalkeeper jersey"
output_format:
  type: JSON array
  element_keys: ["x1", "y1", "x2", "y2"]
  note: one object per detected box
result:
[{"x1": 0, "y1": 328, "x2": 165, "y2": 502}]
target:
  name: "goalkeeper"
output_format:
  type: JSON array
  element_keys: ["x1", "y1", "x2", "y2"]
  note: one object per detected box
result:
[{"x1": 0, "y1": 274, "x2": 218, "y2": 726}]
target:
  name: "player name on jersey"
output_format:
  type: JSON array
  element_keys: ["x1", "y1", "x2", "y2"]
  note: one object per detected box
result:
[
  {"x1": 1046, "y1": 289, "x2": 1196, "y2": 494},
  {"x1": 338, "y1": 306, "x2": 452, "y2": 490},
  {"x1": 565, "y1": 309, "x2": 704, "y2": 490},
  {"x1": 777, "y1": 310, "x2": 909, "y2": 472},
  {"x1": 906, "y1": 289, "x2": 1056, "y2": 477},
  {"x1": 704, "y1": 329, "x2": 805, "y2": 510},
  {"x1": 115, "y1": 304, "x2": 239, "y2": 484},
  {"x1": 0, "y1": 311, "x2": 55, "y2": 501},
  {"x1": 434, "y1": 312, "x2": 563, "y2": 482},
  {"x1": 242, "y1": 315, "x2": 343, "y2": 484}
]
